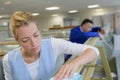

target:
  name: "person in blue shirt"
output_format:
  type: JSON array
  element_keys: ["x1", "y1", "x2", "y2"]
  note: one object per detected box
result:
[
  {"x1": 70, "y1": 18, "x2": 104, "y2": 44},
  {"x1": 65, "y1": 18, "x2": 104, "y2": 61}
]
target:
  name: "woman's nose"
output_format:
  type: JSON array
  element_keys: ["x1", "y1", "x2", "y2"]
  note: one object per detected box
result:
[{"x1": 30, "y1": 38, "x2": 36, "y2": 47}]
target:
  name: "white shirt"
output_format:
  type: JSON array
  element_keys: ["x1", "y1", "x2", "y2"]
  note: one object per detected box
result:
[{"x1": 3, "y1": 38, "x2": 99, "y2": 80}]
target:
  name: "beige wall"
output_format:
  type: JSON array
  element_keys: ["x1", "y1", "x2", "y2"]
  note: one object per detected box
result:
[
  {"x1": 34, "y1": 14, "x2": 65, "y2": 31},
  {"x1": 33, "y1": 6, "x2": 120, "y2": 31},
  {"x1": 1, "y1": 6, "x2": 120, "y2": 31}
]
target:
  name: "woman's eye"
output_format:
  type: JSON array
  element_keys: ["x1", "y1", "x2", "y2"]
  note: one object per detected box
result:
[{"x1": 34, "y1": 34, "x2": 39, "y2": 37}]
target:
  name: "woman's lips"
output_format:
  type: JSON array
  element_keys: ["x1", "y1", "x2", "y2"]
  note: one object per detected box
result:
[{"x1": 31, "y1": 46, "x2": 39, "y2": 51}]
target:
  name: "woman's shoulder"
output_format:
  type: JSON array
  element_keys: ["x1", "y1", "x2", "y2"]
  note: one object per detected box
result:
[
  {"x1": 3, "y1": 47, "x2": 21, "y2": 60},
  {"x1": 7, "y1": 47, "x2": 21, "y2": 54}
]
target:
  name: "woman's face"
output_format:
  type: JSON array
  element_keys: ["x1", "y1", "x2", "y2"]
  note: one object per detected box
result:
[{"x1": 17, "y1": 22, "x2": 41, "y2": 54}]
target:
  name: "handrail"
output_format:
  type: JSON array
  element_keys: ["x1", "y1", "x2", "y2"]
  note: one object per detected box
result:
[
  {"x1": 80, "y1": 37, "x2": 99, "y2": 80},
  {"x1": 0, "y1": 41, "x2": 18, "y2": 57},
  {"x1": 96, "y1": 46, "x2": 113, "y2": 80},
  {"x1": 65, "y1": 37, "x2": 99, "y2": 80},
  {"x1": 0, "y1": 41, "x2": 18, "y2": 45}
]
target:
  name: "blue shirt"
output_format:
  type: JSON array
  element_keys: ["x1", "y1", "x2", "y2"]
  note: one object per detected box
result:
[{"x1": 70, "y1": 26, "x2": 100, "y2": 44}]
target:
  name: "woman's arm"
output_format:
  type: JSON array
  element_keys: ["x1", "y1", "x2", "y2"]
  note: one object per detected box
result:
[
  {"x1": 51, "y1": 38, "x2": 99, "y2": 80},
  {"x1": 3, "y1": 54, "x2": 13, "y2": 80},
  {"x1": 55, "y1": 48, "x2": 98, "y2": 80}
]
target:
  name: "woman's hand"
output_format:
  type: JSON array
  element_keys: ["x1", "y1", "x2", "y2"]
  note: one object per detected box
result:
[{"x1": 54, "y1": 57, "x2": 80, "y2": 80}]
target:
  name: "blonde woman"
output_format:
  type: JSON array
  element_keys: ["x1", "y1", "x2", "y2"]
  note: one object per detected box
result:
[{"x1": 3, "y1": 11, "x2": 99, "y2": 80}]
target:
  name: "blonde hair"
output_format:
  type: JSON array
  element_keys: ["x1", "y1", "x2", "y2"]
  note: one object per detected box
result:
[{"x1": 10, "y1": 11, "x2": 37, "y2": 40}]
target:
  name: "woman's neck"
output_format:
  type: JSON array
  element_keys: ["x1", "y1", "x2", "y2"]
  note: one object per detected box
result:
[{"x1": 21, "y1": 48, "x2": 40, "y2": 64}]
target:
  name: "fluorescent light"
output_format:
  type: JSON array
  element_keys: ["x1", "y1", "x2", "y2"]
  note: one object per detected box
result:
[
  {"x1": 0, "y1": 16, "x2": 3, "y2": 18},
  {"x1": 52, "y1": 14, "x2": 58, "y2": 16},
  {"x1": 69, "y1": 10, "x2": 78, "y2": 13},
  {"x1": 95, "y1": 9, "x2": 103, "y2": 11},
  {"x1": 88, "y1": 4, "x2": 99, "y2": 8},
  {"x1": 0, "y1": 15, "x2": 10, "y2": 18},
  {"x1": 32, "y1": 13, "x2": 39, "y2": 16},
  {"x1": 46, "y1": 7, "x2": 60, "y2": 10},
  {"x1": 3, "y1": 22, "x2": 8, "y2": 26}
]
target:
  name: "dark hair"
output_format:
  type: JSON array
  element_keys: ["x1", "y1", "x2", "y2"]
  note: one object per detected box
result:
[{"x1": 81, "y1": 18, "x2": 93, "y2": 26}]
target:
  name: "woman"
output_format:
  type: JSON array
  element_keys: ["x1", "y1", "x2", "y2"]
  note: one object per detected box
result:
[{"x1": 3, "y1": 11, "x2": 99, "y2": 80}]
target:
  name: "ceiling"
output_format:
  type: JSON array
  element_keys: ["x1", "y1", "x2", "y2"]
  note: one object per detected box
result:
[{"x1": 0, "y1": 0, "x2": 120, "y2": 18}]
